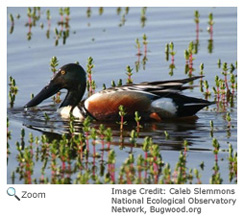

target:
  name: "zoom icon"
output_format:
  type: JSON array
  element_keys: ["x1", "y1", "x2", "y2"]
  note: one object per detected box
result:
[{"x1": 7, "y1": 187, "x2": 21, "y2": 201}]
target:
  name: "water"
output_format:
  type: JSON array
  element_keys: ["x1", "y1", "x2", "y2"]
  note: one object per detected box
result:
[{"x1": 7, "y1": 7, "x2": 237, "y2": 184}]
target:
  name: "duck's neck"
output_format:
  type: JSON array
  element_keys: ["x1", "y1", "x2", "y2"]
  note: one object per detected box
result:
[{"x1": 60, "y1": 86, "x2": 85, "y2": 108}]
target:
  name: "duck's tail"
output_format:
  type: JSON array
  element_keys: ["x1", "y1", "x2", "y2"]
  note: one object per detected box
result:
[{"x1": 151, "y1": 92, "x2": 215, "y2": 118}]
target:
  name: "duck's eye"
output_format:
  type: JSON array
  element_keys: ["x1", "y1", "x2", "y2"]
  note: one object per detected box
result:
[{"x1": 60, "y1": 70, "x2": 66, "y2": 75}]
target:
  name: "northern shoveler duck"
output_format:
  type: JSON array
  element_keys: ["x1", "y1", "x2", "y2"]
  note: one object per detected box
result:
[{"x1": 25, "y1": 63, "x2": 214, "y2": 121}]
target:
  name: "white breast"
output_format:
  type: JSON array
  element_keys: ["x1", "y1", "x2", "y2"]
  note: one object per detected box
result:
[{"x1": 58, "y1": 106, "x2": 84, "y2": 119}]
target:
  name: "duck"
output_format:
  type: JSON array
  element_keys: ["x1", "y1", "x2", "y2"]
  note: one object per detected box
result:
[{"x1": 25, "y1": 63, "x2": 214, "y2": 121}]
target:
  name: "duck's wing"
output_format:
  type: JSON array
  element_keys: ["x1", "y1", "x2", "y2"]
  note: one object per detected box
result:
[
  {"x1": 139, "y1": 75, "x2": 203, "y2": 86},
  {"x1": 103, "y1": 75, "x2": 203, "y2": 95},
  {"x1": 133, "y1": 75, "x2": 203, "y2": 92}
]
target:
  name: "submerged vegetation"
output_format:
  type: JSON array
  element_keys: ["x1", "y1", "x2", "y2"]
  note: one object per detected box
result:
[{"x1": 7, "y1": 7, "x2": 237, "y2": 184}]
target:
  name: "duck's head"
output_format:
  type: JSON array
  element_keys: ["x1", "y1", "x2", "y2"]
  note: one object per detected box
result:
[{"x1": 25, "y1": 63, "x2": 86, "y2": 108}]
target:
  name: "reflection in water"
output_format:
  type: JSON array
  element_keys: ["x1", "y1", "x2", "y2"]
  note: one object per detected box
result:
[
  {"x1": 208, "y1": 39, "x2": 214, "y2": 53},
  {"x1": 9, "y1": 104, "x2": 210, "y2": 152},
  {"x1": 207, "y1": 12, "x2": 214, "y2": 53},
  {"x1": 140, "y1": 7, "x2": 147, "y2": 27},
  {"x1": 9, "y1": 105, "x2": 220, "y2": 184},
  {"x1": 25, "y1": 7, "x2": 41, "y2": 41},
  {"x1": 46, "y1": 9, "x2": 51, "y2": 39},
  {"x1": 55, "y1": 8, "x2": 70, "y2": 46},
  {"x1": 9, "y1": 13, "x2": 15, "y2": 34}
]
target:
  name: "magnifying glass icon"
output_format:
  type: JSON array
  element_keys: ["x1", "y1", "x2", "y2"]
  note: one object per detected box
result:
[{"x1": 7, "y1": 187, "x2": 20, "y2": 201}]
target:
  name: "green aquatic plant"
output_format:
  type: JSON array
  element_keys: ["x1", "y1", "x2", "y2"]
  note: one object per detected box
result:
[
  {"x1": 49, "y1": 56, "x2": 61, "y2": 103},
  {"x1": 27, "y1": 8, "x2": 32, "y2": 26},
  {"x1": 207, "y1": 13, "x2": 214, "y2": 53},
  {"x1": 150, "y1": 144, "x2": 163, "y2": 184},
  {"x1": 230, "y1": 73, "x2": 236, "y2": 95},
  {"x1": 217, "y1": 59, "x2": 221, "y2": 68},
  {"x1": 165, "y1": 43, "x2": 170, "y2": 61},
  {"x1": 116, "y1": 7, "x2": 121, "y2": 15},
  {"x1": 50, "y1": 56, "x2": 59, "y2": 74},
  {"x1": 140, "y1": 7, "x2": 147, "y2": 27},
  {"x1": 83, "y1": 116, "x2": 91, "y2": 153},
  {"x1": 25, "y1": 7, "x2": 42, "y2": 40},
  {"x1": 169, "y1": 42, "x2": 176, "y2": 61},
  {"x1": 46, "y1": 9, "x2": 51, "y2": 24},
  {"x1": 117, "y1": 79, "x2": 123, "y2": 87},
  {"x1": 203, "y1": 80, "x2": 211, "y2": 99},
  {"x1": 7, "y1": 117, "x2": 11, "y2": 164},
  {"x1": 210, "y1": 120, "x2": 214, "y2": 137},
  {"x1": 208, "y1": 12, "x2": 214, "y2": 40},
  {"x1": 211, "y1": 60, "x2": 237, "y2": 112},
  {"x1": 86, "y1": 57, "x2": 95, "y2": 96},
  {"x1": 9, "y1": 13, "x2": 14, "y2": 24},
  {"x1": 169, "y1": 42, "x2": 176, "y2": 76},
  {"x1": 199, "y1": 63, "x2": 204, "y2": 92},
  {"x1": 212, "y1": 138, "x2": 220, "y2": 162},
  {"x1": 86, "y1": 7, "x2": 91, "y2": 18},
  {"x1": 129, "y1": 129, "x2": 137, "y2": 148},
  {"x1": 46, "y1": 9, "x2": 51, "y2": 38},
  {"x1": 194, "y1": 10, "x2": 200, "y2": 41},
  {"x1": 55, "y1": 8, "x2": 70, "y2": 43},
  {"x1": 222, "y1": 62, "x2": 229, "y2": 91},
  {"x1": 99, "y1": 7, "x2": 104, "y2": 15},
  {"x1": 142, "y1": 34, "x2": 148, "y2": 54},
  {"x1": 184, "y1": 41, "x2": 197, "y2": 76},
  {"x1": 142, "y1": 137, "x2": 151, "y2": 180},
  {"x1": 44, "y1": 113, "x2": 50, "y2": 122},
  {"x1": 183, "y1": 140, "x2": 189, "y2": 156},
  {"x1": 142, "y1": 55, "x2": 148, "y2": 70},
  {"x1": 59, "y1": 7, "x2": 64, "y2": 24},
  {"x1": 134, "y1": 34, "x2": 149, "y2": 71},
  {"x1": 226, "y1": 112, "x2": 231, "y2": 128},
  {"x1": 119, "y1": 13, "x2": 126, "y2": 27},
  {"x1": 187, "y1": 41, "x2": 196, "y2": 76},
  {"x1": 104, "y1": 127, "x2": 112, "y2": 150},
  {"x1": 134, "y1": 111, "x2": 142, "y2": 135},
  {"x1": 199, "y1": 63, "x2": 204, "y2": 76},
  {"x1": 98, "y1": 124, "x2": 105, "y2": 152},
  {"x1": 102, "y1": 83, "x2": 107, "y2": 90},
  {"x1": 9, "y1": 13, "x2": 14, "y2": 34},
  {"x1": 125, "y1": 7, "x2": 129, "y2": 15},
  {"x1": 8, "y1": 76, "x2": 18, "y2": 108},
  {"x1": 228, "y1": 143, "x2": 237, "y2": 183},
  {"x1": 184, "y1": 49, "x2": 189, "y2": 74},
  {"x1": 164, "y1": 131, "x2": 170, "y2": 140},
  {"x1": 108, "y1": 150, "x2": 116, "y2": 183},
  {"x1": 208, "y1": 38, "x2": 214, "y2": 53},
  {"x1": 54, "y1": 28, "x2": 60, "y2": 46},
  {"x1": 135, "y1": 38, "x2": 142, "y2": 56},
  {"x1": 126, "y1": 65, "x2": 133, "y2": 84},
  {"x1": 64, "y1": 7, "x2": 70, "y2": 24},
  {"x1": 118, "y1": 105, "x2": 127, "y2": 132},
  {"x1": 230, "y1": 63, "x2": 235, "y2": 73},
  {"x1": 214, "y1": 75, "x2": 220, "y2": 101},
  {"x1": 90, "y1": 128, "x2": 97, "y2": 158},
  {"x1": 136, "y1": 154, "x2": 144, "y2": 184},
  {"x1": 194, "y1": 169, "x2": 202, "y2": 184},
  {"x1": 111, "y1": 80, "x2": 116, "y2": 87}
]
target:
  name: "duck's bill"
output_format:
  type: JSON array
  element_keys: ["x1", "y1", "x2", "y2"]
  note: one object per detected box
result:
[{"x1": 25, "y1": 81, "x2": 61, "y2": 108}]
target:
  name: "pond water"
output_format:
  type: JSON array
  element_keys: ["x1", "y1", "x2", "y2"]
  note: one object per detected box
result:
[{"x1": 7, "y1": 7, "x2": 237, "y2": 184}]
